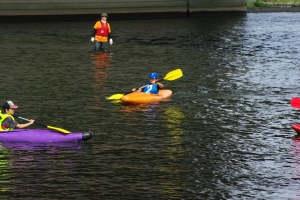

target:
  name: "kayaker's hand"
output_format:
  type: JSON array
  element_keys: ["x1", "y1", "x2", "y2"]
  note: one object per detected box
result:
[
  {"x1": 132, "y1": 88, "x2": 136, "y2": 92},
  {"x1": 109, "y1": 38, "x2": 113, "y2": 45},
  {"x1": 91, "y1": 37, "x2": 95, "y2": 42},
  {"x1": 29, "y1": 119, "x2": 35, "y2": 124},
  {"x1": 156, "y1": 82, "x2": 164, "y2": 89}
]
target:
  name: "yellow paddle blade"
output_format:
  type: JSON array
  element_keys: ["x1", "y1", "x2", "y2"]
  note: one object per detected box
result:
[
  {"x1": 107, "y1": 94, "x2": 124, "y2": 100},
  {"x1": 47, "y1": 126, "x2": 70, "y2": 134},
  {"x1": 163, "y1": 69, "x2": 183, "y2": 81}
]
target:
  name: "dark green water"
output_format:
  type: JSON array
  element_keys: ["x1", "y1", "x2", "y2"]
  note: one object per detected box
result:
[{"x1": 0, "y1": 13, "x2": 300, "y2": 199}]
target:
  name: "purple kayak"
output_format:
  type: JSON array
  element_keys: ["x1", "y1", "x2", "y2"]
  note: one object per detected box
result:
[{"x1": 0, "y1": 129, "x2": 93, "y2": 143}]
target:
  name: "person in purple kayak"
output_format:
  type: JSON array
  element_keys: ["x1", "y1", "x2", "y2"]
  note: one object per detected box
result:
[
  {"x1": 132, "y1": 72, "x2": 164, "y2": 94},
  {"x1": 0, "y1": 101, "x2": 35, "y2": 131}
]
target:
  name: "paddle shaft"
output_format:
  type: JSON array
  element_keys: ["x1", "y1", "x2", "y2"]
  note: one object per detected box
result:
[
  {"x1": 14, "y1": 115, "x2": 70, "y2": 134},
  {"x1": 14, "y1": 116, "x2": 46, "y2": 127}
]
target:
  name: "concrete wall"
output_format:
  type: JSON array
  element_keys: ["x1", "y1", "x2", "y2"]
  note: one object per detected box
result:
[
  {"x1": 190, "y1": 0, "x2": 247, "y2": 12},
  {"x1": 0, "y1": 0, "x2": 247, "y2": 17}
]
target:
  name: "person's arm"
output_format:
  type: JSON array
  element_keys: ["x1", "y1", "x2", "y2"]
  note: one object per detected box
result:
[
  {"x1": 156, "y1": 81, "x2": 164, "y2": 89},
  {"x1": 91, "y1": 29, "x2": 96, "y2": 42},
  {"x1": 107, "y1": 23, "x2": 113, "y2": 45},
  {"x1": 92, "y1": 29, "x2": 96, "y2": 37},
  {"x1": 91, "y1": 21, "x2": 98, "y2": 42},
  {"x1": 15, "y1": 119, "x2": 35, "y2": 129},
  {"x1": 108, "y1": 33, "x2": 113, "y2": 45},
  {"x1": 132, "y1": 83, "x2": 147, "y2": 92},
  {"x1": 2, "y1": 117, "x2": 17, "y2": 129},
  {"x1": 132, "y1": 87, "x2": 142, "y2": 92}
]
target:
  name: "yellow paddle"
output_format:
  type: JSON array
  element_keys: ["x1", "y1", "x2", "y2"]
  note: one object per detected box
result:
[
  {"x1": 107, "y1": 69, "x2": 183, "y2": 100},
  {"x1": 14, "y1": 115, "x2": 70, "y2": 134}
]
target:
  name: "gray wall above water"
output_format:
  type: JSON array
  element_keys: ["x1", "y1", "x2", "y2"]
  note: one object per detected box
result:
[
  {"x1": 0, "y1": 0, "x2": 247, "y2": 19},
  {"x1": 190, "y1": 0, "x2": 247, "y2": 12}
]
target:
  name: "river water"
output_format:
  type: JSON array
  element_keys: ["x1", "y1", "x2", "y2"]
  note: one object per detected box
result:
[{"x1": 0, "y1": 12, "x2": 300, "y2": 199}]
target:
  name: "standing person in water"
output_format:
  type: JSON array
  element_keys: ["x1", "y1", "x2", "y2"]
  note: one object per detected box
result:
[
  {"x1": 132, "y1": 72, "x2": 164, "y2": 94},
  {"x1": 0, "y1": 101, "x2": 35, "y2": 131},
  {"x1": 91, "y1": 13, "x2": 113, "y2": 52}
]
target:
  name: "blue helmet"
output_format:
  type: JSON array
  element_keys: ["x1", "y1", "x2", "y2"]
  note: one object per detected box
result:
[{"x1": 148, "y1": 72, "x2": 158, "y2": 79}]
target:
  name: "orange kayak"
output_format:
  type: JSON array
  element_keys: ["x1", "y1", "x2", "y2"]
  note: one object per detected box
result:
[{"x1": 120, "y1": 89, "x2": 172, "y2": 104}]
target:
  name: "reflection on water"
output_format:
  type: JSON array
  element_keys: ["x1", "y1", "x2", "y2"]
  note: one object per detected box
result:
[
  {"x1": 0, "y1": 145, "x2": 11, "y2": 193},
  {"x1": 159, "y1": 106, "x2": 185, "y2": 198},
  {"x1": 92, "y1": 52, "x2": 112, "y2": 107},
  {"x1": 120, "y1": 103, "x2": 159, "y2": 113},
  {"x1": 0, "y1": 142, "x2": 84, "y2": 198},
  {"x1": 92, "y1": 52, "x2": 111, "y2": 87},
  {"x1": 288, "y1": 141, "x2": 300, "y2": 198}
]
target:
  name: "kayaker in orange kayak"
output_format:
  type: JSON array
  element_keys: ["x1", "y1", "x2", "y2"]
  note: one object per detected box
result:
[
  {"x1": 132, "y1": 72, "x2": 164, "y2": 94},
  {"x1": 0, "y1": 101, "x2": 35, "y2": 130}
]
